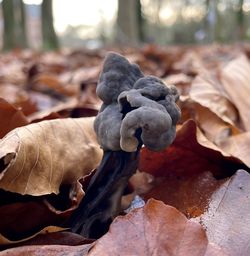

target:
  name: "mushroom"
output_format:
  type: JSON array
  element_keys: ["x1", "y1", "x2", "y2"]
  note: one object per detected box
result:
[{"x1": 70, "y1": 53, "x2": 181, "y2": 238}]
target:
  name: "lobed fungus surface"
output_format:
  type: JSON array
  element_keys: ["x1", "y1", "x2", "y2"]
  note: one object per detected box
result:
[{"x1": 94, "y1": 52, "x2": 181, "y2": 152}]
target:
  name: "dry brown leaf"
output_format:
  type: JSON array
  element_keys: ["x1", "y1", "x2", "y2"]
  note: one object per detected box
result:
[
  {"x1": 71, "y1": 66, "x2": 100, "y2": 85},
  {"x1": 194, "y1": 104, "x2": 239, "y2": 145},
  {"x1": 173, "y1": 50, "x2": 206, "y2": 76},
  {"x1": 7, "y1": 231, "x2": 92, "y2": 248},
  {"x1": 30, "y1": 73, "x2": 80, "y2": 97},
  {"x1": 179, "y1": 95, "x2": 239, "y2": 144},
  {"x1": 0, "y1": 226, "x2": 65, "y2": 246},
  {"x1": 199, "y1": 170, "x2": 250, "y2": 256},
  {"x1": 0, "y1": 231, "x2": 92, "y2": 252},
  {"x1": 27, "y1": 98, "x2": 78, "y2": 122},
  {"x1": 0, "y1": 243, "x2": 91, "y2": 256},
  {"x1": 163, "y1": 73, "x2": 192, "y2": 95},
  {"x1": 190, "y1": 75, "x2": 238, "y2": 126},
  {"x1": 88, "y1": 199, "x2": 223, "y2": 256},
  {"x1": 0, "y1": 98, "x2": 28, "y2": 138},
  {"x1": 0, "y1": 117, "x2": 102, "y2": 195},
  {"x1": 0, "y1": 84, "x2": 37, "y2": 116},
  {"x1": 220, "y1": 54, "x2": 250, "y2": 131},
  {"x1": 217, "y1": 132, "x2": 250, "y2": 168},
  {"x1": 0, "y1": 182, "x2": 85, "y2": 243}
]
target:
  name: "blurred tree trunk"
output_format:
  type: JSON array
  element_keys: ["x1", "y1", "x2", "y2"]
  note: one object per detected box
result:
[
  {"x1": 237, "y1": 0, "x2": 245, "y2": 40},
  {"x1": 137, "y1": 0, "x2": 144, "y2": 42},
  {"x1": 116, "y1": 0, "x2": 142, "y2": 44},
  {"x1": 2, "y1": 0, "x2": 28, "y2": 50},
  {"x1": 15, "y1": 0, "x2": 28, "y2": 48},
  {"x1": 2, "y1": 0, "x2": 16, "y2": 50},
  {"x1": 205, "y1": 0, "x2": 219, "y2": 42},
  {"x1": 41, "y1": 0, "x2": 59, "y2": 50}
]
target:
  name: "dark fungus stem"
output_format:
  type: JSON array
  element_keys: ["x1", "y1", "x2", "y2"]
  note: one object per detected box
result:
[{"x1": 70, "y1": 147, "x2": 141, "y2": 238}]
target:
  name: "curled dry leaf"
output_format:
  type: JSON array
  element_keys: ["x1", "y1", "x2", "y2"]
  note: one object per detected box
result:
[
  {"x1": 0, "y1": 182, "x2": 85, "y2": 243},
  {"x1": 220, "y1": 54, "x2": 250, "y2": 131},
  {"x1": 88, "y1": 199, "x2": 222, "y2": 256},
  {"x1": 199, "y1": 170, "x2": 250, "y2": 256},
  {"x1": 0, "y1": 98, "x2": 28, "y2": 138},
  {"x1": 190, "y1": 75, "x2": 238, "y2": 126},
  {"x1": 0, "y1": 225, "x2": 65, "y2": 245},
  {"x1": 178, "y1": 95, "x2": 239, "y2": 144},
  {"x1": 1, "y1": 231, "x2": 91, "y2": 250},
  {"x1": 193, "y1": 103, "x2": 239, "y2": 145},
  {"x1": 218, "y1": 132, "x2": 250, "y2": 168},
  {"x1": 0, "y1": 117, "x2": 102, "y2": 195}
]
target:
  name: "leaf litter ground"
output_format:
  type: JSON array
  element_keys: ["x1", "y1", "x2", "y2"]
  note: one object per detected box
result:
[{"x1": 1, "y1": 45, "x2": 250, "y2": 255}]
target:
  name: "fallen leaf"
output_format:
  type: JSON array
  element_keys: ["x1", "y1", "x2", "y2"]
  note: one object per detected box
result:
[
  {"x1": 173, "y1": 50, "x2": 206, "y2": 76},
  {"x1": 0, "y1": 223, "x2": 65, "y2": 245},
  {"x1": 27, "y1": 98, "x2": 78, "y2": 122},
  {"x1": 0, "y1": 98, "x2": 28, "y2": 138},
  {"x1": 139, "y1": 120, "x2": 243, "y2": 179},
  {"x1": 28, "y1": 91, "x2": 62, "y2": 112},
  {"x1": 88, "y1": 199, "x2": 222, "y2": 256},
  {"x1": 0, "y1": 84, "x2": 37, "y2": 116},
  {"x1": 199, "y1": 169, "x2": 250, "y2": 256},
  {"x1": 163, "y1": 73, "x2": 192, "y2": 95},
  {"x1": 1, "y1": 231, "x2": 91, "y2": 250},
  {"x1": 190, "y1": 75, "x2": 238, "y2": 126},
  {"x1": 0, "y1": 182, "x2": 85, "y2": 243},
  {"x1": 178, "y1": 96, "x2": 239, "y2": 144},
  {"x1": 217, "y1": 132, "x2": 250, "y2": 168},
  {"x1": 0, "y1": 244, "x2": 91, "y2": 256},
  {"x1": 30, "y1": 73, "x2": 80, "y2": 97},
  {"x1": 193, "y1": 103, "x2": 239, "y2": 145},
  {"x1": 143, "y1": 171, "x2": 225, "y2": 218},
  {"x1": 220, "y1": 54, "x2": 250, "y2": 131},
  {"x1": 0, "y1": 117, "x2": 102, "y2": 195}
]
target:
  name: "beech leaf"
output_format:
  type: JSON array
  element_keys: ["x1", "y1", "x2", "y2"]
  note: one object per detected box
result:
[
  {"x1": 200, "y1": 170, "x2": 250, "y2": 256},
  {"x1": 0, "y1": 117, "x2": 102, "y2": 195},
  {"x1": 217, "y1": 131, "x2": 250, "y2": 168},
  {"x1": 220, "y1": 55, "x2": 250, "y2": 131},
  {"x1": 139, "y1": 120, "x2": 243, "y2": 179},
  {"x1": 0, "y1": 98, "x2": 28, "y2": 138},
  {"x1": 88, "y1": 199, "x2": 222, "y2": 256},
  {"x1": 0, "y1": 244, "x2": 91, "y2": 256},
  {"x1": 0, "y1": 226, "x2": 65, "y2": 246},
  {"x1": 190, "y1": 75, "x2": 238, "y2": 126}
]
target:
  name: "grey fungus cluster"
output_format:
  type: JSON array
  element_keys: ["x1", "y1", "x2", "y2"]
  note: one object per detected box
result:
[{"x1": 94, "y1": 52, "x2": 181, "y2": 152}]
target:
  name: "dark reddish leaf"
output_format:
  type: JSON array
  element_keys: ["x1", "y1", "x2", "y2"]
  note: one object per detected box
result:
[
  {"x1": 0, "y1": 98, "x2": 28, "y2": 138},
  {"x1": 143, "y1": 171, "x2": 225, "y2": 218},
  {"x1": 139, "y1": 120, "x2": 243, "y2": 179},
  {"x1": 88, "y1": 199, "x2": 223, "y2": 256}
]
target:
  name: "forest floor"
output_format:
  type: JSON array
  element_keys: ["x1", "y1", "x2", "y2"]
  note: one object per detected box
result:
[{"x1": 0, "y1": 44, "x2": 250, "y2": 255}]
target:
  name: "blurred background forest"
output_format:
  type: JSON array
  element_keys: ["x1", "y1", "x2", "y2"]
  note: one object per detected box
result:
[{"x1": 0, "y1": 0, "x2": 249, "y2": 51}]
